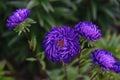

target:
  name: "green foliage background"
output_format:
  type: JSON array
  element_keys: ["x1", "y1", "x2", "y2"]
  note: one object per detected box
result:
[{"x1": 0, "y1": 0, "x2": 120, "y2": 80}]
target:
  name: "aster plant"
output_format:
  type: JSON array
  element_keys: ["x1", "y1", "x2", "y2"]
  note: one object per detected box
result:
[
  {"x1": 6, "y1": 8, "x2": 36, "y2": 35},
  {"x1": 6, "y1": 8, "x2": 44, "y2": 75},
  {"x1": 6, "y1": 9, "x2": 52, "y2": 80},
  {"x1": 6, "y1": 8, "x2": 119, "y2": 80}
]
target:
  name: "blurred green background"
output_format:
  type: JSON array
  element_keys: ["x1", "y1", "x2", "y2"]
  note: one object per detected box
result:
[{"x1": 0, "y1": 0, "x2": 120, "y2": 80}]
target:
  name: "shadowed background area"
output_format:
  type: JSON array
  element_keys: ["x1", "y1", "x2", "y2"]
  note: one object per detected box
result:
[{"x1": 0, "y1": 0, "x2": 120, "y2": 80}]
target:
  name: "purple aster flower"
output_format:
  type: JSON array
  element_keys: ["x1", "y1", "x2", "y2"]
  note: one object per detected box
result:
[
  {"x1": 91, "y1": 49, "x2": 116, "y2": 70},
  {"x1": 111, "y1": 62, "x2": 120, "y2": 73},
  {"x1": 43, "y1": 26, "x2": 80, "y2": 63},
  {"x1": 6, "y1": 8, "x2": 30, "y2": 30},
  {"x1": 74, "y1": 21, "x2": 102, "y2": 42}
]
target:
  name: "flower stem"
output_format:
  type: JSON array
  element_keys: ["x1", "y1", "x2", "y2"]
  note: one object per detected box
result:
[
  {"x1": 78, "y1": 52, "x2": 81, "y2": 75},
  {"x1": 25, "y1": 32, "x2": 41, "y2": 64},
  {"x1": 63, "y1": 62, "x2": 68, "y2": 80},
  {"x1": 78, "y1": 49, "x2": 83, "y2": 79}
]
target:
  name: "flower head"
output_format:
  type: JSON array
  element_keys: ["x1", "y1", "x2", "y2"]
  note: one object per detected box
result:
[
  {"x1": 43, "y1": 26, "x2": 80, "y2": 63},
  {"x1": 74, "y1": 21, "x2": 101, "y2": 42},
  {"x1": 111, "y1": 62, "x2": 120, "y2": 73},
  {"x1": 91, "y1": 49, "x2": 116, "y2": 70},
  {"x1": 6, "y1": 8, "x2": 30, "y2": 29}
]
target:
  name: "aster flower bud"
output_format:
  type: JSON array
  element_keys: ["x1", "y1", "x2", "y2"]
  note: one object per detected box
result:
[
  {"x1": 43, "y1": 26, "x2": 81, "y2": 63},
  {"x1": 6, "y1": 8, "x2": 30, "y2": 29},
  {"x1": 74, "y1": 21, "x2": 102, "y2": 42},
  {"x1": 6, "y1": 8, "x2": 35, "y2": 35},
  {"x1": 111, "y1": 62, "x2": 120, "y2": 73},
  {"x1": 91, "y1": 49, "x2": 116, "y2": 70}
]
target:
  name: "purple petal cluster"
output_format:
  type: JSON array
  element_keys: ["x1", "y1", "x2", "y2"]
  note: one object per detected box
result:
[
  {"x1": 43, "y1": 26, "x2": 80, "y2": 63},
  {"x1": 6, "y1": 8, "x2": 30, "y2": 29},
  {"x1": 74, "y1": 21, "x2": 101, "y2": 42},
  {"x1": 111, "y1": 62, "x2": 120, "y2": 73},
  {"x1": 91, "y1": 49, "x2": 116, "y2": 70}
]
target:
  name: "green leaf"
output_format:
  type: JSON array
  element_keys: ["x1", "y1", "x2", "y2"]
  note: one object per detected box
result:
[
  {"x1": 38, "y1": 0, "x2": 54, "y2": 12},
  {"x1": 26, "y1": 57, "x2": 36, "y2": 61},
  {"x1": 91, "y1": 1, "x2": 97, "y2": 20},
  {"x1": 44, "y1": 15, "x2": 56, "y2": 27},
  {"x1": 7, "y1": 1, "x2": 27, "y2": 8},
  {"x1": 26, "y1": 0, "x2": 39, "y2": 9},
  {"x1": 37, "y1": 52, "x2": 44, "y2": 60},
  {"x1": 47, "y1": 69, "x2": 63, "y2": 80},
  {"x1": 37, "y1": 52, "x2": 46, "y2": 70},
  {"x1": 0, "y1": 77, "x2": 15, "y2": 80},
  {"x1": 8, "y1": 35, "x2": 20, "y2": 47},
  {"x1": 26, "y1": 18, "x2": 36, "y2": 24},
  {"x1": 103, "y1": 8, "x2": 116, "y2": 21},
  {"x1": 69, "y1": 58, "x2": 79, "y2": 66},
  {"x1": 28, "y1": 34, "x2": 37, "y2": 51},
  {"x1": 86, "y1": 10, "x2": 91, "y2": 21},
  {"x1": 67, "y1": 67, "x2": 78, "y2": 80},
  {"x1": 37, "y1": 12, "x2": 44, "y2": 27},
  {"x1": 2, "y1": 31, "x2": 14, "y2": 37},
  {"x1": 0, "y1": 61, "x2": 6, "y2": 71}
]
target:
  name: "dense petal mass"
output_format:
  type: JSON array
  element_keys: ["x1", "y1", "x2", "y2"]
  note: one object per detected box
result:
[
  {"x1": 91, "y1": 49, "x2": 116, "y2": 70},
  {"x1": 111, "y1": 62, "x2": 120, "y2": 73},
  {"x1": 6, "y1": 8, "x2": 30, "y2": 29},
  {"x1": 43, "y1": 26, "x2": 80, "y2": 63},
  {"x1": 74, "y1": 21, "x2": 102, "y2": 42}
]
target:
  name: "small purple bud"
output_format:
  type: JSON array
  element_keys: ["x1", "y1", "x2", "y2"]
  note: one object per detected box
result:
[{"x1": 6, "y1": 8, "x2": 30, "y2": 30}]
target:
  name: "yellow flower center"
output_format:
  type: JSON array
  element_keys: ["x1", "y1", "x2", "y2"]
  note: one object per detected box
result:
[{"x1": 58, "y1": 40, "x2": 64, "y2": 47}]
